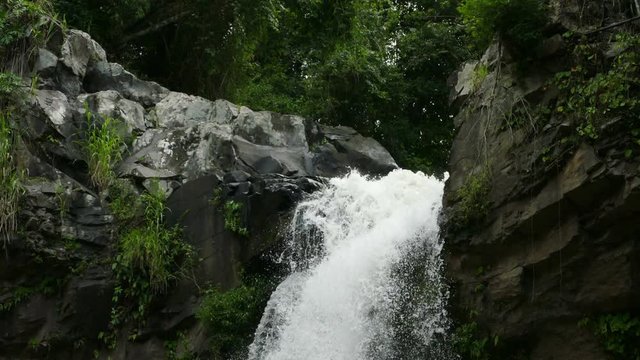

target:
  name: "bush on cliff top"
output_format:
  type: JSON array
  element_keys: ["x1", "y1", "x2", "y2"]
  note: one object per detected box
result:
[{"x1": 459, "y1": 0, "x2": 547, "y2": 55}]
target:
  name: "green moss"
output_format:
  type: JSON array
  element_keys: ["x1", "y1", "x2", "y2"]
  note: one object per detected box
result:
[
  {"x1": 209, "y1": 187, "x2": 249, "y2": 237},
  {"x1": 165, "y1": 331, "x2": 196, "y2": 360},
  {"x1": 472, "y1": 63, "x2": 489, "y2": 91},
  {"x1": 0, "y1": 72, "x2": 22, "y2": 98},
  {"x1": 209, "y1": 187, "x2": 223, "y2": 207}
]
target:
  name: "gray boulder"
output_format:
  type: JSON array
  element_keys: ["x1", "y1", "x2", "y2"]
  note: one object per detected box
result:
[
  {"x1": 234, "y1": 107, "x2": 308, "y2": 148},
  {"x1": 121, "y1": 92, "x2": 397, "y2": 181},
  {"x1": 312, "y1": 125, "x2": 397, "y2": 177},
  {"x1": 119, "y1": 123, "x2": 236, "y2": 181},
  {"x1": 33, "y1": 48, "x2": 58, "y2": 74},
  {"x1": 78, "y1": 90, "x2": 146, "y2": 134},
  {"x1": 60, "y1": 30, "x2": 107, "y2": 78},
  {"x1": 84, "y1": 62, "x2": 169, "y2": 106},
  {"x1": 154, "y1": 92, "x2": 237, "y2": 127}
]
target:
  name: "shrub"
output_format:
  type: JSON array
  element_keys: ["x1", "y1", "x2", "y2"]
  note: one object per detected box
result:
[
  {"x1": 114, "y1": 182, "x2": 191, "y2": 292},
  {"x1": 197, "y1": 277, "x2": 271, "y2": 356},
  {"x1": 107, "y1": 181, "x2": 193, "y2": 345},
  {"x1": 82, "y1": 105, "x2": 125, "y2": 191},
  {"x1": 0, "y1": 111, "x2": 24, "y2": 247},
  {"x1": 454, "y1": 169, "x2": 491, "y2": 228},
  {"x1": 453, "y1": 322, "x2": 492, "y2": 360},
  {"x1": 108, "y1": 179, "x2": 140, "y2": 222},
  {"x1": 0, "y1": 0, "x2": 60, "y2": 69},
  {"x1": 223, "y1": 200, "x2": 248, "y2": 237},
  {"x1": 458, "y1": 0, "x2": 547, "y2": 55},
  {"x1": 581, "y1": 314, "x2": 640, "y2": 359},
  {"x1": 553, "y1": 33, "x2": 640, "y2": 143},
  {"x1": 0, "y1": 72, "x2": 22, "y2": 97}
]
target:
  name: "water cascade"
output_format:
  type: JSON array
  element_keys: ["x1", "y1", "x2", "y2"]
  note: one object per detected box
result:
[{"x1": 248, "y1": 170, "x2": 451, "y2": 360}]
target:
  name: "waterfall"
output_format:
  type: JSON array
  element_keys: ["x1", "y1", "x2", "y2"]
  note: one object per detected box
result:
[{"x1": 248, "y1": 170, "x2": 451, "y2": 360}]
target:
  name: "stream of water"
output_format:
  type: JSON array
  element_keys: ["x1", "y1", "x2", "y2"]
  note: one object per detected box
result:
[{"x1": 248, "y1": 170, "x2": 451, "y2": 360}]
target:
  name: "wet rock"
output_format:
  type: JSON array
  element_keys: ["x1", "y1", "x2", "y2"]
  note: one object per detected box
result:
[
  {"x1": 312, "y1": 125, "x2": 397, "y2": 177},
  {"x1": 223, "y1": 170, "x2": 251, "y2": 183},
  {"x1": 166, "y1": 174, "x2": 322, "y2": 291}
]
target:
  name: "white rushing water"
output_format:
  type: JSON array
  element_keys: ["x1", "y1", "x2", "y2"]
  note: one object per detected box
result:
[{"x1": 248, "y1": 170, "x2": 450, "y2": 360}]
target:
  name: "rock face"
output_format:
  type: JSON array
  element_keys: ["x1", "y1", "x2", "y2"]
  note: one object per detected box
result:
[
  {"x1": 442, "y1": 8, "x2": 640, "y2": 360},
  {"x1": 0, "y1": 29, "x2": 396, "y2": 359}
]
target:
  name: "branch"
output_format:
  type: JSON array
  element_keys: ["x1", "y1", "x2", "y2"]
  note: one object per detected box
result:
[
  {"x1": 585, "y1": 15, "x2": 640, "y2": 35},
  {"x1": 119, "y1": 10, "x2": 191, "y2": 45}
]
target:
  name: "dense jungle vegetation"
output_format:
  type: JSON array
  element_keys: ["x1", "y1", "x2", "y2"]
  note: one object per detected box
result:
[{"x1": 4, "y1": 0, "x2": 640, "y2": 359}]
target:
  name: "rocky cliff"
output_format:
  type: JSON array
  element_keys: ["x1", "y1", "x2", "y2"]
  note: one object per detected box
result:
[
  {"x1": 443, "y1": 1, "x2": 640, "y2": 359},
  {"x1": 0, "y1": 29, "x2": 397, "y2": 359}
]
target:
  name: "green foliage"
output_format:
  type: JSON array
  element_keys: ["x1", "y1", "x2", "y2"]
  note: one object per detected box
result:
[
  {"x1": 196, "y1": 277, "x2": 271, "y2": 357},
  {"x1": 108, "y1": 179, "x2": 140, "y2": 222},
  {"x1": 453, "y1": 322, "x2": 496, "y2": 360},
  {"x1": 0, "y1": 0, "x2": 62, "y2": 81},
  {"x1": 223, "y1": 200, "x2": 248, "y2": 237},
  {"x1": 553, "y1": 33, "x2": 640, "y2": 143},
  {"x1": 458, "y1": 0, "x2": 546, "y2": 55},
  {"x1": 0, "y1": 277, "x2": 62, "y2": 313},
  {"x1": 0, "y1": 0, "x2": 60, "y2": 68},
  {"x1": 453, "y1": 169, "x2": 491, "y2": 228},
  {"x1": 82, "y1": 105, "x2": 125, "y2": 191},
  {"x1": 165, "y1": 331, "x2": 197, "y2": 360},
  {"x1": 107, "y1": 181, "x2": 193, "y2": 347},
  {"x1": 0, "y1": 111, "x2": 24, "y2": 247},
  {"x1": 581, "y1": 314, "x2": 640, "y2": 359},
  {"x1": 209, "y1": 187, "x2": 223, "y2": 208},
  {"x1": 52, "y1": 0, "x2": 149, "y2": 47},
  {"x1": 0, "y1": 72, "x2": 22, "y2": 97}
]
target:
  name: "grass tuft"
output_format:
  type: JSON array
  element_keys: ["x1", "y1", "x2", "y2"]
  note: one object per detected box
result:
[
  {"x1": 0, "y1": 111, "x2": 24, "y2": 247},
  {"x1": 82, "y1": 104, "x2": 124, "y2": 191}
]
